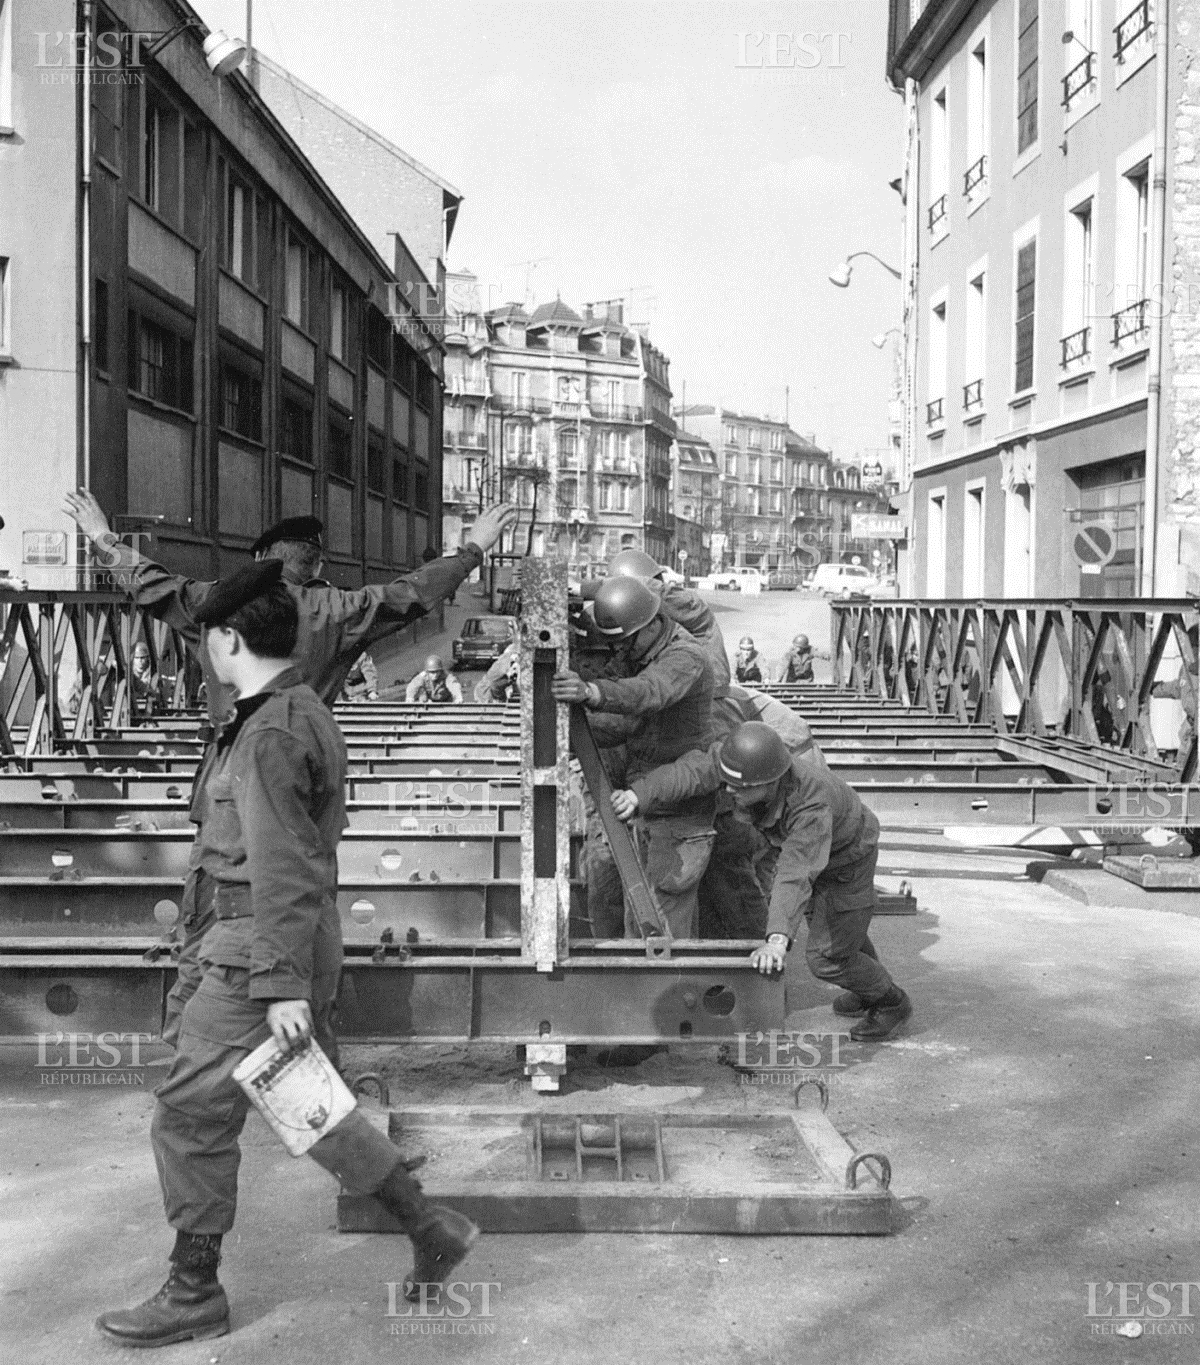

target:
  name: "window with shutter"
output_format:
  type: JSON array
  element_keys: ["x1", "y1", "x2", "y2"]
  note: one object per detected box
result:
[
  {"x1": 1014, "y1": 239, "x2": 1037, "y2": 392},
  {"x1": 1016, "y1": 0, "x2": 1039, "y2": 154}
]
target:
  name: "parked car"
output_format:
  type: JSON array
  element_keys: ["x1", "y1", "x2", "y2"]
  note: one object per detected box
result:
[
  {"x1": 452, "y1": 615, "x2": 518, "y2": 669},
  {"x1": 804, "y1": 562, "x2": 881, "y2": 599},
  {"x1": 707, "y1": 566, "x2": 767, "y2": 593},
  {"x1": 658, "y1": 566, "x2": 685, "y2": 585}
]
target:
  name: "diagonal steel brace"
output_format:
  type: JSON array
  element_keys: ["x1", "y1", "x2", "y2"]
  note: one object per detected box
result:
[{"x1": 569, "y1": 705, "x2": 669, "y2": 941}]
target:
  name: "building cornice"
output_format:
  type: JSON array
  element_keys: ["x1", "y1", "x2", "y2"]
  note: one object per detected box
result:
[
  {"x1": 911, "y1": 394, "x2": 1149, "y2": 479},
  {"x1": 889, "y1": 0, "x2": 979, "y2": 86}
]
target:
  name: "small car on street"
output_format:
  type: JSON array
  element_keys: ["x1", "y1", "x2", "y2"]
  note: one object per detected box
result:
[{"x1": 452, "y1": 615, "x2": 518, "y2": 669}]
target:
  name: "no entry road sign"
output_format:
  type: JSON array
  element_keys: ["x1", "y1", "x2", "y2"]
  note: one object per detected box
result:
[{"x1": 1072, "y1": 522, "x2": 1116, "y2": 573}]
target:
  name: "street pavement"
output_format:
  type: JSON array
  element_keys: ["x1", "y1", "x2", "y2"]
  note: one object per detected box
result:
[{"x1": 365, "y1": 583, "x2": 836, "y2": 696}]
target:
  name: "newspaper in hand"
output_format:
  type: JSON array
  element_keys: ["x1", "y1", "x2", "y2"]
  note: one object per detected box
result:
[{"x1": 232, "y1": 1033, "x2": 357, "y2": 1157}]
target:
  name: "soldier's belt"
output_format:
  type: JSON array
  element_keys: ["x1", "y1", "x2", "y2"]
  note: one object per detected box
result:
[{"x1": 213, "y1": 883, "x2": 253, "y2": 920}]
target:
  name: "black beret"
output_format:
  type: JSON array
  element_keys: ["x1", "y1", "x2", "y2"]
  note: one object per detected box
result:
[
  {"x1": 251, "y1": 515, "x2": 323, "y2": 557},
  {"x1": 194, "y1": 560, "x2": 284, "y2": 626}
]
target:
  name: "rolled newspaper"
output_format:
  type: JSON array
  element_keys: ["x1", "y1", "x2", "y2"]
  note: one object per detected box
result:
[{"x1": 232, "y1": 1034, "x2": 357, "y2": 1157}]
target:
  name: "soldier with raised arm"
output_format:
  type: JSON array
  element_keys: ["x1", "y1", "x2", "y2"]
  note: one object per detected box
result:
[{"x1": 63, "y1": 490, "x2": 515, "y2": 1046}]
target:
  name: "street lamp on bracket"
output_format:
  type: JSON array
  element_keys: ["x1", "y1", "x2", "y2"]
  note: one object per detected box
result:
[{"x1": 828, "y1": 252, "x2": 902, "y2": 288}]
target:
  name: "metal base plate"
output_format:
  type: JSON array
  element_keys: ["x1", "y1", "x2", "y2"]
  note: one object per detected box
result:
[
  {"x1": 1103, "y1": 854, "x2": 1200, "y2": 889},
  {"x1": 337, "y1": 1104, "x2": 897, "y2": 1235}
]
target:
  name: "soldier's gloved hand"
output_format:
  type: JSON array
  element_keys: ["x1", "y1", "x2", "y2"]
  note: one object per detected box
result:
[
  {"x1": 610, "y1": 789, "x2": 639, "y2": 823},
  {"x1": 552, "y1": 669, "x2": 600, "y2": 706},
  {"x1": 749, "y1": 937, "x2": 788, "y2": 976},
  {"x1": 465, "y1": 503, "x2": 518, "y2": 554},
  {"x1": 267, "y1": 999, "x2": 314, "y2": 1050}
]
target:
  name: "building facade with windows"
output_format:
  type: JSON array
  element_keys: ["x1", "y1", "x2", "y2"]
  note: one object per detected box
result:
[
  {"x1": 889, "y1": 0, "x2": 1168, "y2": 599},
  {"x1": 440, "y1": 280, "x2": 675, "y2": 576},
  {"x1": 671, "y1": 431, "x2": 720, "y2": 577},
  {"x1": 0, "y1": 0, "x2": 444, "y2": 589},
  {"x1": 678, "y1": 406, "x2": 847, "y2": 571}
]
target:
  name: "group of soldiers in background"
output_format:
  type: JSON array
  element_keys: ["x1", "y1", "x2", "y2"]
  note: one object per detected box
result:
[
  {"x1": 735, "y1": 632, "x2": 819, "y2": 685},
  {"x1": 545, "y1": 546, "x2": 912, "y2": 1051}
]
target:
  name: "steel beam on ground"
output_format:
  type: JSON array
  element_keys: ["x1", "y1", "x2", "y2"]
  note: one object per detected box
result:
[
  {"x1": 337, "y1": 1105, "x2": 896, "y2": 1236},
  {"x1": 0, "y1": 944, "x2": 784, "y2": 1044}
]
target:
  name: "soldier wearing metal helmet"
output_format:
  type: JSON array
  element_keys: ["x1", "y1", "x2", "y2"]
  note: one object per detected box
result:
[
  {"x1": 734, "y1": 635, "x2": 763, "y2": 684},
  {"x1": 578, "y1": 546, "x2": 731, "y2": 690},
  {"x1": 405, "y1": 654, "x2": 463, "y2": 704},
  {"x1": 609, "y1": 721, "x2": 911, "y2": 1041},
  {"x1": 778, "y1": 633, "x2": 816, "y2": 683},
  {"x1": 552, "y1": 576, "x2": 716, "y2": 939}
]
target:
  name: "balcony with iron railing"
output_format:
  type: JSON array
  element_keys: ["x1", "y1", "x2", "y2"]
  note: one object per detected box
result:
[
  {"x1": 587, "y1": 401, "x2": 643, "y2": 422},
  {"x1": 445, "y1": 378, "x2": 491, "y2": 400},
  {"x1": 1061, "y1": 326, "x2": 1092, "y2": 371},
  {"x1": 446, "y1": 431, "x2": 489, "y2": 450},
  {"x1": 492, "y1": 395, "x2": 553, "y2": 414},
  {"x1": 1115, "y1": 0, "x2": 1152, "y2": 65},
  {"x1": 926, "y1": 397, "x2": 945, "y2": 427},
  {"x1": 598, "y1": 458, "x2": 640, "y2": 477},
  {"x1": 962, "y1": 378, "x2": 983, "y2": 413},
  {"x1": 1113, "y1": 299, "x2": 1150, "y2": 349},
  {"x1": 963, "y1": 155, "x2": 987, "y2": 202},
  {"x1": 1062, "y1": 50, "x2": 1097, "y2": 117},
  {"x1": 928, "y1": 194, "x2": 948, "y2": 240}
]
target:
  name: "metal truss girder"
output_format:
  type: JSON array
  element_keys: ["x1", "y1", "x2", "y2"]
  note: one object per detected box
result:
[
  {"x1": 0, "y1": 945, "x2": 773, "y2": 1045},
  {"x1": 0, "y1": 831, "x2": 580, "y2": 880},
  {"x1": 0, "y1": 960, "x2": 169, "y2": 1037},
  {"x1": 826, "y1": 762, "x2": 1057, "y2": 784},
  {"x1": 858, "y1": 782, "x2": 1200, "y2": 826},
  {"x1": 0, "y1": 880, "x2": 586, "y2": 942},
  {"x1": 336, "y1": 955, "x2": 784, "y2": 1043},
  {"x1": 0, "y1": 800, "x2": 528, "y2": 832}
]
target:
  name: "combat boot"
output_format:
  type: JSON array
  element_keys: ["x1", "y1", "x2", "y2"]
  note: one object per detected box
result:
[
  {"x1": 96, "y1": 1233, "x2": 228, "y2": 1347},
  {"x1": 375, "y1": 1157, "x2": 479, "y2": 1304},
  {"x1": 832, "y1": 992, "x2": 866, "y2": 1016},
  {"x1": 405, "y1": 1208, "x2": 481, "y2": 1303},
  {"x1": 850, "y1": 988, "x2": 912, "y2": 1041}
]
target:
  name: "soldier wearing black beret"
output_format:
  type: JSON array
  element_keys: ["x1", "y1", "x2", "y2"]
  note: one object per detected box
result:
[
  {"x1": 96, "y1": 562, "x2": 477, "y2": 1348},
  {"x1": 64, "y1": 490, "x2": 517, "y2": 1044}
]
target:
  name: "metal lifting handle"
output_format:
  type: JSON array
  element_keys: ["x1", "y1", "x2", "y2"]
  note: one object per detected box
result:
[
  {"x1": 845, "y1": 1152, "x2": 892, "y2": 1190},
  {"x1": 793, "y1": 1076, "x2": 830, "y2": 1112}
]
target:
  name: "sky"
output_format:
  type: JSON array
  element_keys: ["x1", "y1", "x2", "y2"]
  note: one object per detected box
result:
[{"x1": 193, "y1": 0, "x2": 906, "y2": 459}]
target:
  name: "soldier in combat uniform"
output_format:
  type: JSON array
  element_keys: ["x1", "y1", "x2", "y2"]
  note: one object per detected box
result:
[{"x1": 95, "y1": 562, "x2": 477, "y2": 1348}]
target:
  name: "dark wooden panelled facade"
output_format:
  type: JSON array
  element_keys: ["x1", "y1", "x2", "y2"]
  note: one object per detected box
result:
[{"x1": 87, "y1": 2, "x2": 444, "y2": 587}]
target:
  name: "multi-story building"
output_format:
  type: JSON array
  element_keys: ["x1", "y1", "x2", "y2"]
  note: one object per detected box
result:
[
  {"x1": 888, "y1": 0, "x2": 1170, "y2": 598},
  {"x1": 678, "y1": 406, "x2": 792, "y2": 570},
  {"x1": 253, "y1": 52, "x2": 463, "y2": 559},
  {"x1": 441, "y1": 282, "x2": 674, "y2": 575},
  {"x1": 641, "y1": 342, "x2": 676, "y2": 564},
  {"x1": 788, "y1": 435, "x2": 833, "y2": 569},
  {"x1": 679, "y1": 406, "x2": 845, "y2": 571},
  {"x1": 826, "y1": 460, "x2": 897, "y2": 572},
  {"x1": 0, "y1": 0, "x2": 444, "y2": 589},
  {"x1": 671, "y1": 430, "x2": 721, "y2": 576}
]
